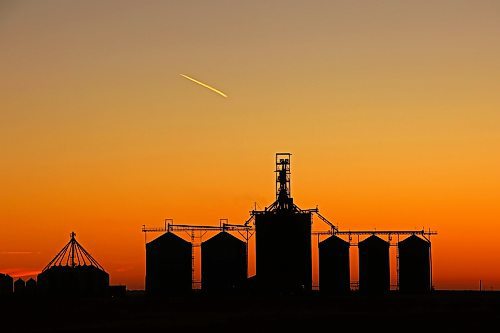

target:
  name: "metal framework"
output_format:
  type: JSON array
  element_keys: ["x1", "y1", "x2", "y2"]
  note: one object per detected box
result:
[
  {"x1": 142, "y1": 219, "x2": 254, "y2": 289},
  {"x1": 247, "y1": 154, "x2": 339, "y2": 232},
  {"x1": 276, "y1": 153, "x2": 291, "y2": 200},
  {"x1": 245, "y1": 205, "x2": 338, "y2": 231},
  {"x1": 261, "y1": 153, "x2": 302, "y2": 212},
  {"x1": 142, "y1": 219, "x2": 254, "y2": 241},
  {"x1": 141, "y1": 152, "x2": 438, "y2": 290},
  {"x1": 312, "y1": 228, "x2": 437, "y2": 290},
  {"x1": 42, "y1": 232, "x2": 105, "y2": 272},
  {"x1": 313, "y1": 229, "x2": 436, "y2": 238}
]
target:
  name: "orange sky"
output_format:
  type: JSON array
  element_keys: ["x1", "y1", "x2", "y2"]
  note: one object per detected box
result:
[{"x1": 1, "y1": 1, "x2": 499, "y2": 290}]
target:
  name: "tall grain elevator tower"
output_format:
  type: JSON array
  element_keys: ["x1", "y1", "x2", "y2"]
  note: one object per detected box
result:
[{"x1": 254, "y1": 153, "x2": 312, "y2": 293}]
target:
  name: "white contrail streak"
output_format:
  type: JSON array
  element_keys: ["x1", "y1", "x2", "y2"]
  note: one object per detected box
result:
[{"x1": 180, "y1": 74, "x2": 228, "y2": 98}]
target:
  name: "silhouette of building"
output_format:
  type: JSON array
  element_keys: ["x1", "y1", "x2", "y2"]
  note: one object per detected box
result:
[
  {"x1": 146, "y1": 231, "x2": 192, "y2": 295},
  {"x1": 319, "y1": 235, "x2": 350, "y2": 294},
  {"x1": 201, "y1": 232, "x2": 247, "y2": 292},
  {"x1": 398, "y1": 235, "x2": 431, "y2": 293},
  {"x1": 37, "y1": 232, "x2": 109, "y2": 296},
  {"x1": 14, "y1": 278, "x2": 25, "y2": 295},
  {"x1": 255, "y1": 212, "x2": 312, "y2": 292},
  {"x1": 25, "y1": 278, "x2": 37, "y2": 295},
  {"x1": 359, "y1": 235, "x2": 390, "y2": 294},
  {"x1": 253, "y1": 154, "x2": 312, "y2": 293},
  {"x1": 0, "y1": 273, "x2": 13, "y2": 295}
]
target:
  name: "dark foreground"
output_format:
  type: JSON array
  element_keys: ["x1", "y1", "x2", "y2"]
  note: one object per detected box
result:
[{"x1": 1, "y1": 291, "x2": 499, "y2": 332}]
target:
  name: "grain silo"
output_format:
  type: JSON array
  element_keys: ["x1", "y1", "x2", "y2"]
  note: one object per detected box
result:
[
  {"x1": 0, "y1": 273, "x2": 13, "y2": 296},
  {"x1": 201, "y1": 232, "x2": 247, "y2": 292},
  {"x1": 146, "y1": 231, "x2": 192, "y2": 295},
  {"x1": 14, "y1": 278, "x2": 25, "y2": 295},
  {"x1": 254, "y1": 153, "x2": 312, "y2": 293},
  {"x1": 255, "y1": 212, "x2": 312, "y2": 293},
  {"x1": 37, "y1": 232, "x2": 109, "y2": 296},
  {"x1": 25, "y1": 278, "x2": 37, "y2": 295},
  {"x1": 319, "y1": 235, "x2": 350, "y2": 294},
  {"x1": 359, "y1": 235, "x2": 390, "y2": 294},
  {"x1": 398, "y1": 234, "x2": 431, "y2": 293}
]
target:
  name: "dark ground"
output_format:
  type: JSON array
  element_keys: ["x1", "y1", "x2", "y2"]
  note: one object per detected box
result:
[{"x1": 1, "y1": 291, "x2": 499, "y2": 332}]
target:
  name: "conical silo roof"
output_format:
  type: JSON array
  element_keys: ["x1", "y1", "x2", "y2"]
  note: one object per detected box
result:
[{"x1": 41, "y1": 232, "x2": 106, "y2": 272}]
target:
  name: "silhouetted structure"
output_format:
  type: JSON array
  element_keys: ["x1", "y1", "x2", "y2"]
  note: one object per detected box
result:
[
  {"x1": 201, "y1": 232, "x2": 247, "y2": 292},
  {"x1": 146, "y1": 231, "x2": 192, "y2": 295},
  {"x1": 253, "y1": 154, "x2": 312, "y2": 293},
  {"x1": 319, "y1": 235, "x2": 350, "y2": 294},
  {"x1": 109, "y1": 285, "x2": 127, "y2": 298},
  {"x1": 139, "y1": 153, "x2": 437, "y2": 297},
  {"x1": 25, "y1": 278, "x2": 37, "y2": 295},
  {"x1": 398, "y1": 235, "x2": 431, "y2": 293},
  {"x1": 359, "y1": 235, "x2": 390, "y2": 294},
  {"x1": 0, "y1": 273, "x2": 13, "y2": 295},
  {"x1": 255, "y1": 212, "x2": 312, "y2": 292},
  {"x1": 14, "y1": 278, "x2": 25, "y2": 295},
  {"x1": 37, "y1": 232, "x2": 109, "y2": 296}
]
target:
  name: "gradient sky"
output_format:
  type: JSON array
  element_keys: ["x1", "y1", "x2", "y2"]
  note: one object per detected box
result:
[{"x1": 1, "y1": 0, "x2": 499, "y2": 290}]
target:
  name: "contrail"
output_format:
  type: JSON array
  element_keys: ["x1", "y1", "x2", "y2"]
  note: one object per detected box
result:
[
  {"x1": 180, "y1": 74, "x2": 228, "y2": 98},
  {"x1": 0, "y1": 251, "x2": 36, "y2": 255}
]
